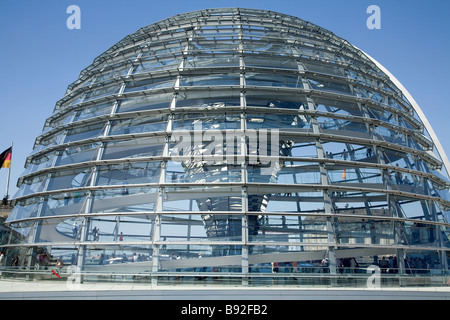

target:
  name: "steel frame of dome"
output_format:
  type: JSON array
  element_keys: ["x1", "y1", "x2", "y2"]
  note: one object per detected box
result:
[{"x1": 3, "y1": 7, "x2": 450, "y2": 285}]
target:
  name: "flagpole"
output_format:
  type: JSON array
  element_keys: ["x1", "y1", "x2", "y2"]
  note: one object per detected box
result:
[{"x1": 5, "y1": 142, "x2": 12, "y2": 203}]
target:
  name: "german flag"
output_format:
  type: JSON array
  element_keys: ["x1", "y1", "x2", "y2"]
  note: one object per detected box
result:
[{"x1": 0, "y1": 147, "x2": 12, "y2": 168}]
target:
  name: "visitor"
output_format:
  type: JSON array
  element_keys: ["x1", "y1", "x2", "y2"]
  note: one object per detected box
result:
[
  {"x1": 11, "y1": 255, "x2": 19, "y2": 267},
  {"x1": 395, "y1": 164, "x2": 402, "y2": 184},
  {"x1": 122, "y1": 178, "x2": 129, "y2": 195},
  {"x1": 403, "y1": 176, "x2": 412, "y2": 185},
  {"x1": 272, "y1": 262, "x2": 279, "y2": 273},
  {"x1": 342, "y1": 149, "x2": 348, "y2": 160},
  {"x1": 56, "y1": 258, "x2": 64, "y2": 273},
  {"x1": 350, "y1": 258, "x2": 358, "y2": 273},
  {"x1": 292, "y1": 261, "x2": 299, "y2": 273},
  {"x1": 92, "y1": 227, "x2": 99, "y2": 241},
  {"x1": 321, "y1": 258, "x2": 329, "y2": 273},
  {"x1": 388, "y1": 256, "x2": 395, "y2": 274},
  {"x1": 72, "y1": 222, "x2": 78, "y2": 239},
  {"x1": 380, "y1": 256, "x2": 389, "y2": 273}
]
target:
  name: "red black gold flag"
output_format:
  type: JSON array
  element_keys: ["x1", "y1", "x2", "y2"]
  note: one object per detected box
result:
[{"x1": 0, "y1": 147, "x2": 12, "y2": 168}]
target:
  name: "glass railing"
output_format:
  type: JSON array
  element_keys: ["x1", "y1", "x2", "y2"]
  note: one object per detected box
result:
[{"x1": 1, "y1": 265, "x2": 449, "y2": 289}]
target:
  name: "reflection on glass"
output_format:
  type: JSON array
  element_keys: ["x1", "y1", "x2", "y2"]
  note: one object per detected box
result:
[
  {"x1": 92, "y1": 187, "x2": 158, "y2": 213},
  {"x1": 102, "y1": 137, "x2": 165, "y2": 160},
  {"x1": 117, "y1": 94, "x2": 171, "y2": 113},
  {"x1": 109, "y1": 115, "x2": 168, "y2": 135},
  {"x1": 96, "y1": 161, "x2": 162, "y2": 186}
]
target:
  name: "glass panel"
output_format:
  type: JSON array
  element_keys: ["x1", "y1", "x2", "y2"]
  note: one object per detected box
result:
[
  {"x1": 63, "y1": 122, "x2": 105, "y2": 143},
  {"x1": 354, "y1": 87, "x2": 383, "y2": 103},
  {"x1": 160, "y1": 214, "x2": 243, "y2": 242},
  {"x1": 249, "y1": 214, "x2": 330, "y2": 245},
  {"x1": 7, "y1": 197, "x2": 42, "y2": 222},
  {"x1": 247, "y1": 113, "x2": 308, "y2": 130},
  {"x1": 92, "y1": 187, "x2": 158, "y2": 213},
  {"x1": 40, "y1": 191, "x2": 90, "y2": 218},
  {"x1": 185, "y1": 55, "x2": 239, "y2": 68},
  {"x1": 109, "y1": 114, "x2": 168, "y2": 135},
  {"x1": 245, "y1": 56, "x2": 298, "y2": 70},
  {"x1": 163, "y1": 186, "x2": 242, "y2": 212},
  {"x1": 323, "y1": 142, "x2": 373, "y2": 162},
  {"x1": 247, "y1": 188, "x2": 325, "y2": 214},
  {"x1": 117, "y1": 93, "x2": 172, "y2": 113},
  {"x1": 102, "y1": 136, "x2": 165, "y2": 160},
  {"x1": 168, "y1": 132, "x2": 244, "y2": 161},
  {"x1": 191, "y1": 40, "x2": 240, "y2": 53},
  {"x1": 157, "y1": 244, "x2": 242, "y2": 274},
  {"x1": 73, "y1": 103, "x2": 113, "y2": 121},
  {"x1": 124, "y1": 76, "x2": 175, "y2": 92},
  {"x1": 243, "y1": 41, "x2": 292, "y2": 55},
  {"x1": 333, "y1": 202, "x2": 388, "y2": 217},
  {"x1": 159, "y1": 214, "x2": 203, "y2": 242},
  {"x1": 22, "y1": 151, "x2": 58, "y2": 176},
  {"x1": 175, "y1": 91, "x2": 241, "y2": 108},
  {"x1": 199, "y1": 26, "x2": 240, "y2": 37},
  {"x1": 14, "y1": 174, "x2": 47, "y2": 198},
  {"x1": 180, "y1": 74, "x2": 240, "y2": 87},
  {"x1": 35, "y1": 217, "x2": 79, "y2": 243},
  {"x1": 335, "y1": 217, "x2": 395, "y2": 246},
  {"x1": 367, "y1": 107, "x2": 397, "y2": 125},
  {"x1": 38, "y1": 215, "x2": 154, "y2": 244},
  {"x1": 109, "y1": 215, "x2": 154, "y2": 242},
  {"x1": 202, "y1": 214, "x2": 243, "y2": 241},
  {"x1": 265, "y1": 193, "x2": 325, "y2": 214},
  {"x1": 134, "y1": 57, "x2": 181, "y2": 74},
  {"x1": 172, "y1": 113, "x2": 240, "y2": 130},
  {"x1": 32, "y1": 245, "x2": 79, "y2": 269},
  {"x1": 308, "y1": 78, "x2": 353, "y2": 95},
  {"x1": 275, "y1": 161, "x2": 321, "y2": 184},
  {"x1": 46, "y1": 167, "x2": 93, "y2": 191},
  {"x1": 388, "y1": 172, "x2": 427, "y2": 195},
  {"x1": 290, "y1": 140, "x2": 319, "y2": 158},
  {"x1": 332, "y1": 191, "x2": 389, "y2": 213},
  {"x1": 34, "y1": 131, "x2": 65, "y2": 152},
  {"x1": 84, "y1": 85, "x2": 120, "y2": 102},
  {"x1": 96, "y1": 161, "x2": 162, "y2": 186},
  {"x1": 141, "y1": 42, "x2": 186, "y2": 57},
  {"x1": 317, "y1": 116, "x2": 367, "y2": 135},
  {"x1": 248, "y1": 245, "x2": 330, "y2": 275},
  {"x1": 403, "y1": 221, "x2": 439, "y2": 246},
  {"x1": 399, "y1": 200, "x2": 431, "y2": 220},
  {"x1": 245, "y1": 73, "x2": 302, "y2": 88},
  {"x1": 86, "y1": 215, "x2": 154, "y2": 242},
  {"x1": 245, "y1": 89, "x2": 309, "y2": 109},
  {"x1": 43, "y1": 112, "x2": 74, "y2": 133},
  {"x1": 55, "y1": 142, "x2": 101, "y2": 166},
  {"x1": 314, "y1": 97, "x2": 363, "y2": 117},
  {"x1": 92, "y1": 65, "x2": 130, "y2": 84},
  {"x1": 161, "y1": 197, "x2": 199, "y2": 212},
  {"x1": 373, "y1": 126, "x2": 409, "y2": 148},
  {"x1": 166, "y1": 160, "x2": 242, "y2": 184},
  {"x1": 328, "y1": 167, "x2": 383, "y2": 185},
  {"x1": 302, "y1": 60, "x2": 345, "y2": 76}
]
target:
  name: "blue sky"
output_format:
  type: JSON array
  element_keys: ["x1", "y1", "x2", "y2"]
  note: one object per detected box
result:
[{"x1": 0, "y1": 0, "x2": 449, "y2": 198}]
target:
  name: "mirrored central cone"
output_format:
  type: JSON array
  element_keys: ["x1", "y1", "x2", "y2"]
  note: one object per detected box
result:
[{"x1": 179, "y1": 138, "x2": 293, "y2": 240}]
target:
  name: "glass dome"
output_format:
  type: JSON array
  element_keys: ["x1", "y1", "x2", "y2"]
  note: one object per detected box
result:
[{"x1": 3, "y1": 8, "x2": 450, "y2": 285}]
